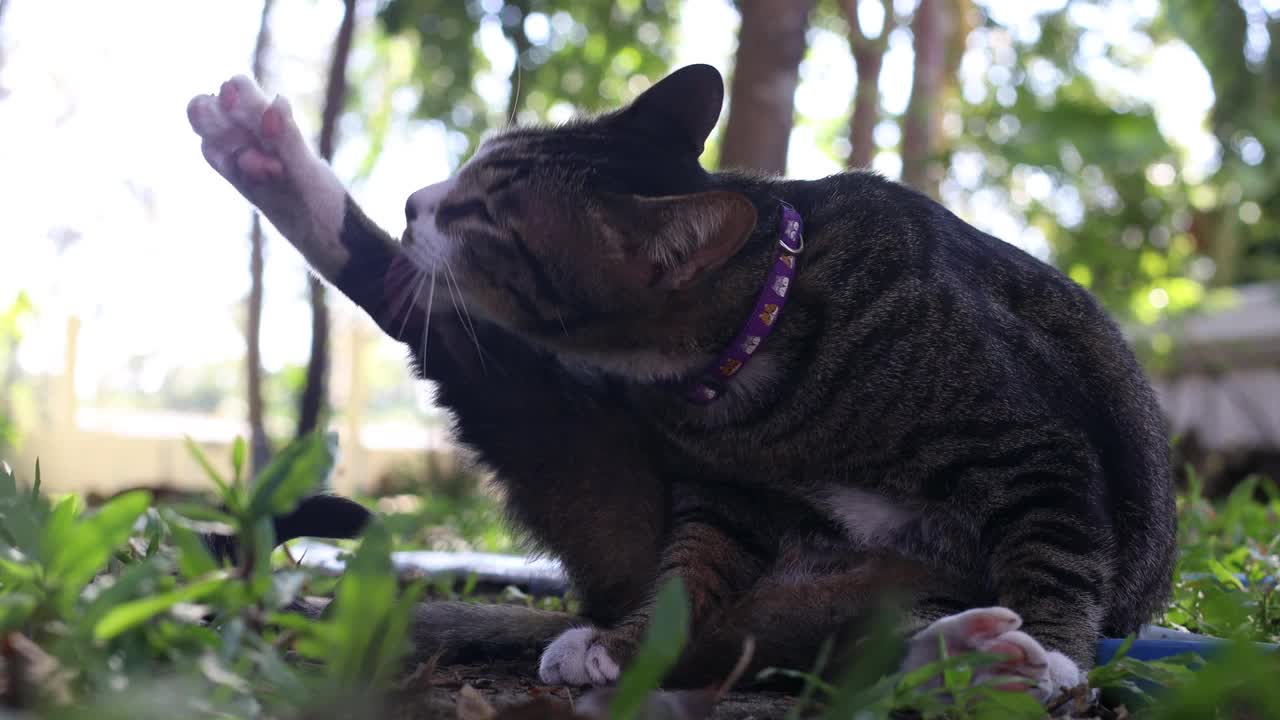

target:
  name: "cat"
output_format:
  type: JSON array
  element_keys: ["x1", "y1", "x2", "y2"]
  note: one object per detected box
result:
[{"x1": 186, "y1": 63, "x2": 1176, "y2": 703}]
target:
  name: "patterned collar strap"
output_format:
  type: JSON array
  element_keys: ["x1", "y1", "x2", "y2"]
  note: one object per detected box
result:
[{"x1": 685, "y1": 201, "x2": 803, "y2": 405}]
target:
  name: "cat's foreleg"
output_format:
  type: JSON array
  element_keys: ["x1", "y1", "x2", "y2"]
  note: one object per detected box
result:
[{"x1": 187, "y1": 76, "x2": 414, "y2": 336}]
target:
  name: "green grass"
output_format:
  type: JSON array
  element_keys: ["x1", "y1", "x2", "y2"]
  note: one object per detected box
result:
[
  {"x1": 1164, "y1": 470, "x2": 1280, "y2": 643},
  {"x1": 0, "y1": 436, "x2": 1276, "y2": 718}
]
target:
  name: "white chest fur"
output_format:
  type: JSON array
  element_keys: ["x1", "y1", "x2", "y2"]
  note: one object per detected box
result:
[{"x1": 819, "y1": 487, "x2": 916, "y2": 547}]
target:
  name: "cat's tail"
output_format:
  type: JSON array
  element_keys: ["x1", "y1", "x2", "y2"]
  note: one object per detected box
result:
[
  {"x1": 201, "y1": 494, "x2": 578, "y2": 661},
  {"x1": 202, "y1": 493, "x2": 374, "y2": 562},
  {"x1": 408, "y1": 601, "x2": 579, "y2": 663},
  {"x1": 292, "y1": 596, "x2": 577, "y2": 664}
]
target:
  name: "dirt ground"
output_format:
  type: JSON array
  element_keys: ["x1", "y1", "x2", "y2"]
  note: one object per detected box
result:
[{"x1": 385, "y1": 657, "x2": 797, "y2": 719}]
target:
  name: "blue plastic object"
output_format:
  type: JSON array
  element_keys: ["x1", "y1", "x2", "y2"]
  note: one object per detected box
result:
[
  {"x1": 1097, "y1": 625, "x2": 1278, "y2": 666},
  {"x1": 1096, "y1": 638, "x2": 1220, "y2": 665}
]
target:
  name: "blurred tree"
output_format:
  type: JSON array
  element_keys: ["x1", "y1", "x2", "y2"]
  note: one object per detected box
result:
[
  {"x1": 945, "y1": 4, "x2": 1203, "y2": 329},
  {"x1": 0, "y1": 292, "x2": 33, "y2": 455},
  {"x1": 297, "y1": 0, "x2": 359, "y2": 439},
  {"x1": 1165, "y1": 0, "x2": 1280, "y2": 288},
  {"x1": 719, "y1": 0, "x2": 817, "y2": 173},
  {"x1": 900, "y1": 0, "x2": 949, "y2": 196},
  {"x1": 377, "y1": 0, "x2": 677, "y2": 162},
  {"x1": 838, "y1": 0, "x2": 896, "y2": 169},
  {"x1": 246, "y1": 0, "x2": 276, "y2": 473}
]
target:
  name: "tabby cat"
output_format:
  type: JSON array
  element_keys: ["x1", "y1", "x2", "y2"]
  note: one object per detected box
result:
[{"x1": 186, "y1": 63, "x2": 1176, "y2": 702}]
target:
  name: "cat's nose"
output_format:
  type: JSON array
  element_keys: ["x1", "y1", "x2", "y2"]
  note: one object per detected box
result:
[{"x1": 406, "y1": 180, "x2": 452, "y2": 223}]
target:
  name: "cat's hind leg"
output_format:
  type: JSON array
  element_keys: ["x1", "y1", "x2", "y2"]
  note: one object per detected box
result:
[{"x1": 537, "y1": 484, "x2": 777, "y2": 687}]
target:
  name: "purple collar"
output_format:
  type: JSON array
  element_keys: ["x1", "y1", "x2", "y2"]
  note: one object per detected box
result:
[{"x1": 685, "y1": 202, "x2": 803, "y2": 404}]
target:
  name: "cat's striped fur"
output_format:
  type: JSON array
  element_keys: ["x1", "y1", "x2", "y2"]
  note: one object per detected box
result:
[{"x1": 188, "y1": 65, "x2": 1175, "y2": 698}]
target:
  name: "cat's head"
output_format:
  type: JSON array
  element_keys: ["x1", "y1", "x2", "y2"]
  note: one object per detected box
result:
[{"x1": 399, "y1": 64, "x2": 761, "y2": 377}]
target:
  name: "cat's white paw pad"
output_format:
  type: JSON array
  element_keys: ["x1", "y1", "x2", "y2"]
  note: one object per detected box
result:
[
  {"x1": 902, "y1": 607, "x2": 1083, "y2": 704},
  {"x1": 187, "y1": 76, "x2": 305, "y2": 182},
  {"x1": 538, "y1": 627, "x2": 620, "y2": 687}
]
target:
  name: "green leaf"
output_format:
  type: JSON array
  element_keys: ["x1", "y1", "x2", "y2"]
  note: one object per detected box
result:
[
  {"x1": 93, "y1": 572, "x2": 230, "y2": 641},
  {"x1": 0, "y1": 463, "x2": 51, "y2": 557},
  {"x1": 1209, "y1": 558, "x2": 1246, "y2": 591},
  {"x1": 43, "y1": 490, "x2": 151, "y2": 611},
  {"x1": 231, "y1": 436, "x2": 247, "y2": 488},
  {"x1": 249, "y1": 516, "x2": 276, "y2": 588},
  {"x1": 168, "y1": 503, "x2": 237, "y2": 530},
  {"x1": 1088, "y1": 635, "x2": 1136, "y2": 688},
  {"x1": 0, "y1": 592, "x2": 37, "y2": 631},
  {"x1": 460, "y1": 571, "x2": 479, "y2": 598},
  {"x1": 970, "y1": 688, "x2": 1048, "y2": 719},
  {"x1": 610, "y1": 576, "x2": 690, "y2": 720},
  {"x1": 754, "y1": 667, "x2": 837, "y2": 694},
  {"x1": 895, "y1": 651, "x2": 1008, "y2": 695},
  {"x1": 0, "y1": 552, "x2": 38, "y2": 585},
  {"x1": 247, "y1": 431, "x2": 335, "y2": 519},
  {"x1": 821, "y1": 603, "x2": 907, "y2": 717},
  {"x1": 297, "y1": 522, "x2": 423, "y2": 687},
  {"x1": 184, "y1": 436, "x2": 234, "y2": 506},
  {"x1": 780, "y1": 636, "x2": 835, "y2": 720},
  {"x1": 167, "y1": 516, "x2": 219, "y2": 579},
  {"x1": 80, "y1": 555, "x2": 166, "y2": 632},
  {"x1": 940, "y1": 635, "x2": 973, "y2": 692},
  {"x1": 246, "y1": 634, "x2": 308, "y2": 697}
]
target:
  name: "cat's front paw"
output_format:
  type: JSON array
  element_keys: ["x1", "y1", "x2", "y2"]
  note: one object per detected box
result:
[
  {"x1": 538, "y1": 627, "x2": 634, "y2": 687},
  {"x1": 187, "y1": 75, "x2": 307, "y2": 186},
  {"x1": 187, "y1": 75, "x2": 348, "y2": 275},
  {"x1": 902, "y1": 607, "x2": 1084, "y2": 705}
]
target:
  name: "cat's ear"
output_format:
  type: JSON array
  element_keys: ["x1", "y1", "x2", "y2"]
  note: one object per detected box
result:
[
  {"x1": 612, "y1": 64, "x2": 724, "y2": 155},
  {"x1": 600, "y1": 191, "x2": 757, "y2": 290}
]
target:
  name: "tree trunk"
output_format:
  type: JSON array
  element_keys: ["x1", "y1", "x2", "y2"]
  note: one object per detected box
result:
[
  {"x1": 900, "y1": 0, "x2": 948, "y2": 197},
  {"x1": 719, "y1": 0, "x2": 817, "y2": 174},
  {"x1": 247, "y1": 0, "x2": 275, "y2": 473},
  {"x1": 247, "y1": 213, "x2": 271, "y2": 472},
  {"x1": 841, "y1": 0, "x2": 895, "y2": 169},
  {"x1": 297, "y1": 0, "x2": 357, "y2": 439},
  {"x1": 848, "y1": 50, "x2": 883, "y2": 168}
]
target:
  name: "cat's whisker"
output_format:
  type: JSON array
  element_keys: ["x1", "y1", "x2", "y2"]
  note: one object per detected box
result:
[
  {"x1": 384, "y1": 264, "x2": 414, "y2": 314},
  {"x1": 507, "y1": 64, "x2": 522, "y2": 128},
  {"x1": 441, "y1": 257, "x2": 479, "y2": 337},
  {"x1": 555, "y1": 308, "x2": 569, "y2": 338},
  {"x1": 396, "y1": 269, "x2": 431, "y2": 341},
  {"x1": 442, "y1": 257, "x2": 487, "y2": 375},
  {"x1": 444, "y1": 278, "x2": 487, "y2": 376},
  {"x1": 420, "y1": 271, "x2": 436, "y2": 372}
]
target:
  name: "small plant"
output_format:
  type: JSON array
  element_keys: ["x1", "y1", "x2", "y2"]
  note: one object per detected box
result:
[
  {"x1": 0, "y1": 440, "x2": 1277, "y2": 718},
  {"x1": 0, "y1": 432, "x2": 423, "y2": 717}
]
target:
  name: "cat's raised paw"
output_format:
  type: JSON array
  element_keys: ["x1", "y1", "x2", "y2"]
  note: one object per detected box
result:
[
  {"x1": 186, "y1": 75, "x2": 309, "y2": 186},
  {"x1": 902, "y1": 607, "x2": 1084, "y2": 704},
  {"x1": 186, "y1": 74, "x2": 348, "y2": 271},
  {"x1": 538, "y1": 627, "x2": 621, "y2": 687}
]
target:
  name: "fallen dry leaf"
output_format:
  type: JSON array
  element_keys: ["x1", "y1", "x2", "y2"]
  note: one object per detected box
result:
[{"x1": 457, "y1": 684, "x2": 497, "y2": 720}]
